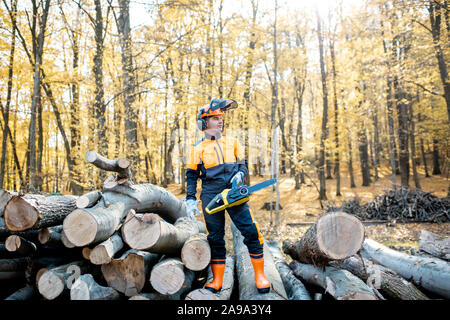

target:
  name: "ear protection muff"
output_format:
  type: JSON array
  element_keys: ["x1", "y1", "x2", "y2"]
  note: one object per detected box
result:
[{"x1": 197, "y1": 118, "x2": 207, "y2": 131}]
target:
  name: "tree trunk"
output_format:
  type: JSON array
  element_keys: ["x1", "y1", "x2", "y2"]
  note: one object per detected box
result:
[
  {"x1": 0, "y1": 0, "x2": 17, "y2": 189},
  {"x1": 181, "y1": 232, "x2": 210, "y2": 271},
  {"x1": 358, "y1": 126, "x2": 371, "y2": 187},
  {"x1": 64, "y1": 181, "x2": 187, "y2": 247},
  {"x1": 101, "y1": 249, "x2": 160, "y2": 297},
  {"x1": 231, "y1": 222, "x2": 287, "y2": 300},
  {"x1": 4, "y1": 194, "x2": 78, "y2": 232},
  {"x1": 28, "y1": 0, "x2": 51, "y2": 192},
  {"x1": 316, "y1": 10, "x2": 329, "y2": 201},
  {"x1": 89, "y1": 232, "x2": 124, "y2": 265},
  {"x1": 282, "y1": 211, "x2": 365, "y2": 266},
  {"x1": 149, "y1": 257, "x2": 195, "y2": 297},
  {"x1": 121, "y1": 211, "x2": 203, "y2": 253},
  {"x1": 418, "y1": 230, "x2": 449, "y2": 261},
  {"x1": 409, "y1": 101, "x2": 421, "y2": 189},
  {"x1": 361, "y1": 238, "x2": 450, "y2": 299},
  {"x1": 347, "y1": 140, "x2": 356, "y2": 188},
  {"x1": 266, "y1": 240, "x2": 312, "y2": 300},
  {"x1": 118, "y1": 0, "x2": 138, "y2": 169},
  {"x1": 185, "y1": 254, "x2": 235, "y2": 301},
  {"x1": 432, "y1": 139, "x2": 441, "y2": 174},
  {"x1": 330, "y1": 255, "x2": 429, "y2": 300},
  {"x1": 70, "y1": 273, "x2": 120, "y2": 300},
  {"x1": 289, "y1": 260, "x2": 378, "y2": 300}
]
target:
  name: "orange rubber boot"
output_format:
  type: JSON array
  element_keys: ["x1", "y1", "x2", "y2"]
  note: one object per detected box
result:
[
  {"x1": 250, "y1": 257, "x2": 270, "y2": 294},
  {"x1": 205, "y1": 264, "x2": 225, "y2": 293}
]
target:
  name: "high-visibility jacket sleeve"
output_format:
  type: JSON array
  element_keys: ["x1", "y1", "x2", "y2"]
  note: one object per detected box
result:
[{"x1": 186, "y1": 144, "x2": 201, "y2": 200}]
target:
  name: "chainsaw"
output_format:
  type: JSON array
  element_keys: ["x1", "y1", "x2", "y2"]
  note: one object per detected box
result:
[{"x1": 205, "y1": 178, "x2": 277, "y2": 214}]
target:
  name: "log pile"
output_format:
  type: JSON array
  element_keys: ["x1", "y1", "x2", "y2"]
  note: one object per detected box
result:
[
  {"x1": 282, "y1": 211, "x2": 449, "y2": 300},
  {"x1": 0, "y1": 151, "x2": 216, "y2": 301},
  {"x1": 1, "y1": 152, "x2": 449, "y2": 300},
  {"x1": 325, "y1": 186, "x2": 450, "y2": 223}
]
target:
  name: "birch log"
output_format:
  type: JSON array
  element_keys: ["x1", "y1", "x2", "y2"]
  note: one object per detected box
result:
[
  {"x1": 89, "y1": 232, "x2": 124, "y2": 265},
  {"x1": 330, "y1": 255, "x2": 429, "y2": 300},
  {"x1": 361, "y1": 238, "x2": 450, "y2": 299},
  {"x1": 266, "y1": 240, "x2": 312, "y2": 300},
  {"x1": 283, "y1": 211, "x2": 365, "y2": 266},
  {"x1": 231, "y1": 222, "x2": 287, "y2": 300},
  {"x1": 289, "y1": 260, "x2": 378, "y2": 300}
]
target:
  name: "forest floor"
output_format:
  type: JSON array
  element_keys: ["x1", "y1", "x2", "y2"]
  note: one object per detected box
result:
[{"x1": 167, "y1": 163, "x2": 449, "y2": 258}]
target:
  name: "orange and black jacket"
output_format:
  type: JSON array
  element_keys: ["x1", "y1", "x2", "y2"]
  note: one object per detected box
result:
[{"x1": 186, "y1": 135, "x2": 248, "y2": 200}]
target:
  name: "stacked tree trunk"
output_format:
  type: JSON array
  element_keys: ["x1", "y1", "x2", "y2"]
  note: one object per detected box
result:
[
  {"x1": 0, "y1": 151, "x2": 216, "y2": 301},
  {"x1": 282, "y1": 211, "x2": 449, "y2": 300}
]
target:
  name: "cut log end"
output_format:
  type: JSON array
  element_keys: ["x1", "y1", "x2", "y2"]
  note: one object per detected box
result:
[
  {"x1": 316, "y1": 211, "x2": 365, "y2": 260},
  {"x1": 38, "y1": 228, "x2": 50, "y2": 244},
  {"x1": 117, "y1": 158, "x2": 130, "y2": 169},
  {"x1": 63, "y1": 209, "x2": 97, "y2": 247},
  {"x1": 85, "y1": 150, "x2": 98, "y2": 163},
  {"x1": 4, "y1": 197, "x2": 39, "y2": 231},
  {"x1": 38, "y1": 271, "x2": 65, "y2": 300},
  {"x1": 150, "y1": 262, "x2": 185, "y2": 295},
  {"x1": 121, "y1": 212, "x2": 160, "y2": 250},
  {"x1": 89, "y1": 246, "x2": 110, "y2": 265},
  {"x1": 5, "y1": 235, "x2": 21, "y2": 251},
  {"x1": 181, "y1": 239, "x2": 211, "y2": 271}
]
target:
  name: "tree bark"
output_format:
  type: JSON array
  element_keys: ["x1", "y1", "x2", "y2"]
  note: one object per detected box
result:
[
  {"x1": 418, "y1": 230, "x2": 449, "y2": 261},
  {"x1": 360, "y1": 238, "x2": 450, "y2": 299},
  {"x1": 101, "y1": 249, "x2": 160, "y2": 297},
  {"x1": 330, "y1": 255, "x2": 429, "y2": 300},
  {"x1": 266, "y1": 240, "x2": 312, "y2": 300},
  {"x1": 289, "y1": 260, "x2": 378, "y2": 300},
  {"x1": 231, "y1": 222, "x2": 287, "y2": 300},
  {"x1": 149, "y1": 257, "x2": 195, "y2": 297},
  {"x1": 282, "y1": 211, "x2": 365, "y2": 266},
  {"x1": 4, "y1": 194, "x2": 78, "y2": 232},
  {"x1": 70, "y1": 273, "x2": 120, "y2": 300}
]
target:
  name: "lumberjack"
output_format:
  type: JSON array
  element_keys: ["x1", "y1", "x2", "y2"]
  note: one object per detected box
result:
[{"x1": 185, "y1": 98, "x2": 271, "y2": 294}]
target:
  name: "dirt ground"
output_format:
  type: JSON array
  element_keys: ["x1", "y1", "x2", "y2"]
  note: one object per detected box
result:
[{"x1": 167, "y1": 164, "x2": 449, "y2": 256}]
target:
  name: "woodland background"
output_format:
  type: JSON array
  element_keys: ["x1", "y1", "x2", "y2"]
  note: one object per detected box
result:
[{"x1": 0, "y1": 0, "x2": 449, "y2": 213}]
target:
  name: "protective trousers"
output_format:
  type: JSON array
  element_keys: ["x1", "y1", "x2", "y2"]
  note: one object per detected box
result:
[{"x1": 200, "y1": 192, "x2": 264, "y2": 265}]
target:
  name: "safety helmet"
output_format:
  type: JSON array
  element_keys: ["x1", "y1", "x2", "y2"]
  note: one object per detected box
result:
[{"x1": 197, "y1": 104, "x2": 224, "y2": 131}]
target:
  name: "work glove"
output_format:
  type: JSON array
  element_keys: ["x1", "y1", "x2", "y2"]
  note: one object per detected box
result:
[
  {"x1": 230, "y1": 171, "x2": 245, "y2": 187},
  {"x1": 184, "y1": 198, "x2": 201, "y2": 218}
]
